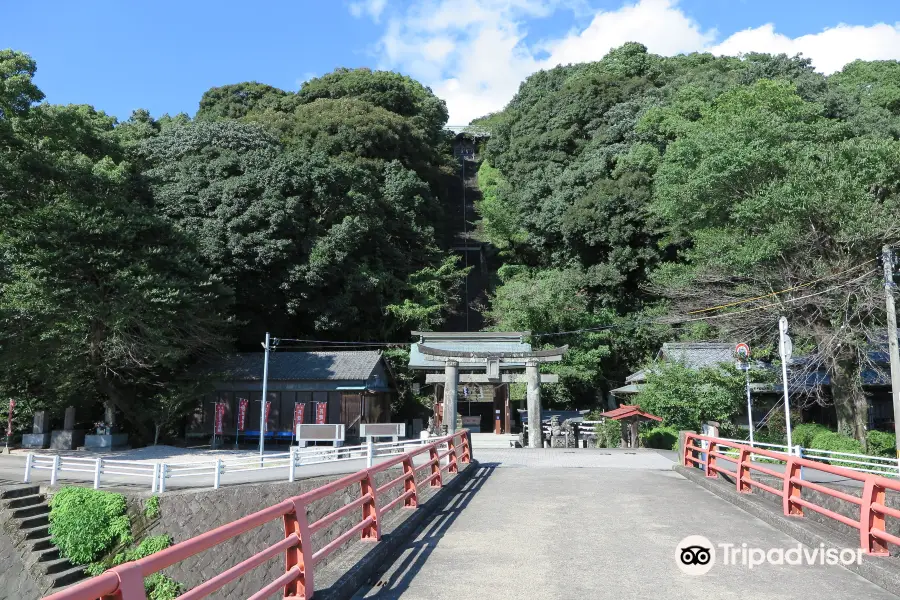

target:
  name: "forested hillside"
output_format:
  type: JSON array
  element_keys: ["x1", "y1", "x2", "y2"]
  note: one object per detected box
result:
[
  {"x1": 0, "y1": 52, "x2": 466, "y2": 437},
  {"x1": 3, "y1": 41, "x2": 900, "y2": 441},
  {"x1": 478, "y1": 43, "x2": 900, "y2": 437}
]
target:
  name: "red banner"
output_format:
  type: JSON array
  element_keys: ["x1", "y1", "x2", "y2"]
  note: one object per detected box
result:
[
  {"x1": 6, "y1": 399, "x2": 14, "y2": 437},
  {"x1": 237, "y1": 398, "x2": 248, "y2": 432},
  {"x1": 214, "y1": 402, "x2": 225, "y2": 435},
  {"x1": 293, "y1": 402, "x2": 305, "y2": 429},
  {"x1": 264, "y1": 401, "x2": 272, "y2": 432},
  {"x1": 315, "y1": 402, "x2": 327, "y2": 424}
]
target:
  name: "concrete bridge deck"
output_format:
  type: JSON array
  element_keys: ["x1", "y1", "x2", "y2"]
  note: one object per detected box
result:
[{"x1": 352, "y1": 449, "x2": 898, "y2": 600}]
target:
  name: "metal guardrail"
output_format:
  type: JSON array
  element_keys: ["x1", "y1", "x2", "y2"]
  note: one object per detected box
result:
[
  {"x1": 719, "y1": 437, "x2": 900, "y2": 477},
  {"x1": 23, "y1": 437, "x2": 447, "y2": 493},
  {"x1": 40, "y1": 431, "x2": 472, "y2": 600},
  {"x1": 684, "y1": 433, "x2": 900, "y2": 555}
]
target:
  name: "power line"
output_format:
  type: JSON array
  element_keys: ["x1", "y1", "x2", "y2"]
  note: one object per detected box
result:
[
  {"x1": 269, "y1": 260, "x2": 878, "y2": 347},
  {"x1": 533, "y1": 267, "x2": 878, "y2": 338}
]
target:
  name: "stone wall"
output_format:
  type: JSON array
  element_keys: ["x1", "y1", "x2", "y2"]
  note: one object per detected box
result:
[{"x1": 140, "y1": 467, "x2": 415, "y2": 598}]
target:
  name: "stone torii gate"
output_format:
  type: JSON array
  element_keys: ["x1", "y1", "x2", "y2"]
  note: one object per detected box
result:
[{"x1": 409, "y1": 332, "x2": 566, "y2": 447}]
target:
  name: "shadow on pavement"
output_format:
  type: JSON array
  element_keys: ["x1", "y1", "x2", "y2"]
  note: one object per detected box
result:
[{"x1": 359, "y1": 463, "x2": 497, "y2": 599}]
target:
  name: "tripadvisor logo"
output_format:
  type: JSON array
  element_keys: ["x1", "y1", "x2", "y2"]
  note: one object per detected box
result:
[
  {"x1": 676, "y1": 536, "x2": 863, "y2": 575},
  {"x1": 676, "y1": 536, "x2": 715, "y2": 575}
]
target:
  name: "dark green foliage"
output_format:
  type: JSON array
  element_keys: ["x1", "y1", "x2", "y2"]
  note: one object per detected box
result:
[
  {"x1": 641, "y1": 425, "x2": 679, "y2": 449},
  {"x1": 49, "y1": 487, "x2": 132, "y2": 565},
  {"x1": 792, "y1": 423, "x2": 832, "y2": 448},
  {"x1": 144, "y1": 495, "x2": 160, "y2": 519},
  {"x1": 866, "y1": 430, "x2": 896, "y2": 458},
  {"x1": 196, "y1": 82, "x2": 297, "y2": 122},
  {"x1": 808, "y1": 431, "x2": 864, "y2": 455}
]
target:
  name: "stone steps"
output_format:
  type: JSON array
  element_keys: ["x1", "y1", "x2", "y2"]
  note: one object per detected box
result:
[{"x1": 0, "y1": 484, "x2": 90, "y2": 591}]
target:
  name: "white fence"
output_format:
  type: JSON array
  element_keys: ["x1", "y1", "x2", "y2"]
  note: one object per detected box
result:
[
  {"x1": 720, "y1": 437, "x2": 900, "y2": 477},
  {"x1": 23, "y1": 437, "x2": 443, "y2": 493}
]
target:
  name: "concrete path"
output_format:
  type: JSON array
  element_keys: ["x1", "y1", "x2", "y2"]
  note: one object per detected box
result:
[{"x1": 353, "y1": 449, "x2": 898, "y2": 600}]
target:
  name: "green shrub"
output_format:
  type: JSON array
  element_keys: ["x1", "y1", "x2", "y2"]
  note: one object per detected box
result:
[
  {"x1": 641, "y1": 426, "x2": 679, "y2": 450},
  {"x1": 808, "y1": 431, "x2": 864, "y2": 456},
  {"x1": 88, "y1": 535, "x2": 181, "y2": 600},
  {"x1": 146, "y1": 573, "x2": 182, "y2": 600},
  {"x1": 867, "y1": 430, "x2": 896, "y2": 458},
  {"x1": 49, "y1": 487, "x2": 132, "y2": 565},
  {"x1": 792, "y1": 423, "x2": 831, "y2": 448},
  {"x1": 595, "y1": 419, "x2": 622, "y2": 448},
  {"x1": 144, "y1": 496, "x2": 161, "y2": 519}
]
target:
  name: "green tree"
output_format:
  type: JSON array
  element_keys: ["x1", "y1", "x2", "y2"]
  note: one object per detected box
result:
[
  {"x1": 648, "y1": 78, "x2": 900, "y2": 441},
  {"x1": 0, "y1": 54, "x2": 231, "y2": 438},
  {"x1": 634, "y1": 362, "x2": 745, "y2": 432}
]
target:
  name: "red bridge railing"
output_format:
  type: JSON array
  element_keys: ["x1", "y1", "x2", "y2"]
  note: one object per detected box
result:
[
  {"x1": 43, "y1": 430, "x2": 472, "y2": 600},
  {"x1": 683, "y1": 432, "x2": 900, "y2": 556}
]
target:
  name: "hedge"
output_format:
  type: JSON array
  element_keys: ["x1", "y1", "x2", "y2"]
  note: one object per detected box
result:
[
  {"x1": 641, "y1": 426, "x2": 679, "y2": 450},
  {"x1": 792, "y1": 423, "x2": 831, "y2": 448},
  {"x1": 808, "y1": 431, "x2": 864, "y2": 456},
  {"x1": 867, "y1": 430, "x2": 896, "y2": 458}
]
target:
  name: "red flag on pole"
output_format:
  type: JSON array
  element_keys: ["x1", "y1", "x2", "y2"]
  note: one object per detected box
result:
[
  {"x1": 315, "y1": 402, "x2": 327, "y2": 424},
  {"x1": 214, "y1": 403, "x2": 225, "y2": 435},
  {"x1": 6, "y1": 399, "x2": 14, "y2": 437},
  {"x1": 264, "y1": 401, "x2": 272, "y2": 432},
  {"x1": 237, "y1": 398, "x2": 248, "y2": 432},
  {"x1": 293, "y1": 403, "x2": 305, "y2": 429}
]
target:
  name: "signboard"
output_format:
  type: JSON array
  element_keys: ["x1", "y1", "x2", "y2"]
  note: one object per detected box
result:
[
  {"x1": 214, "y1": 402, "x2": 225, "y2": 435},
  {"x1": 735, "y1": 343, "x2": 750, "y2": 360},
  {"x1": 360, "y1": 423, "x2": 406, "y2": 438},
  {"x1": 293, "y1": 402, "x2": 306, "y2": 429},
  {"x1": 6, "y1": 399, "x2": 14, "y2": 437},
  {"x1": 264, "y1": 401, "x2": 272, "y2": 432},
  {"x1": 315, "y1": 402, "x2": 327, "y2": 424},
  {"x1": 237, "y1": 398, "x2": 248, "y2": 432},
  {"x1": 295, "y1": 423, "x2": 345, "y2": 445}
]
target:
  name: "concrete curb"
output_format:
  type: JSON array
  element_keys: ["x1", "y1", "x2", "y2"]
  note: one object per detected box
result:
[
  {"x1": 314, "y1": 459, "x2": 479, "y2": 600},
  {"x1": 674, "y1": 464, "x2": 900, "y2": 595}
]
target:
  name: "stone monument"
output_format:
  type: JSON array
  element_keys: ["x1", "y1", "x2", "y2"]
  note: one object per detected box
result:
[
  {"x1": 85, "y1": 401, "x2": 129, "y2": 451},
  {"x1": 21, "y1": 411, "x2": 51, "y2": 449},
  {"x1": 50, "y1": 406, "x2": 85, "y2": 450}
]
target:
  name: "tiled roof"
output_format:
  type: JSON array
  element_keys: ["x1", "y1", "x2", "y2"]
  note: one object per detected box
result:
[
  {"x1": 600, "y1": 405, "x2": 662, "y2": 422},
  {"x1": 218, "y1": 351, "x2": 383, "y2": 381},
  {"x1": 661, "y1": 342, "x2": 734, "y2": 369}
]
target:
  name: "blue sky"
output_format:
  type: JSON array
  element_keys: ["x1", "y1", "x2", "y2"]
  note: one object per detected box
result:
[{"x1": 3, "y1": 0, "x2": 899, "y2": 124}]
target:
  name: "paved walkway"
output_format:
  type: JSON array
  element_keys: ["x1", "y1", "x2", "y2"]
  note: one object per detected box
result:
[{"x1": 352, "y1": 449, "x2": 898, "y2": 600}]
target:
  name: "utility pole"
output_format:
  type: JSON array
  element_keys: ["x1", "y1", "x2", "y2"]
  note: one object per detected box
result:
[
  {"x1": 259, "y1": 332, "x2": 271, "y2": 459},
  {"x1": 882, "y1": 246, "x2": 900, "y2": 467},
  {"x1": 778, "y1": 317, "x2": 794, "y2": 451}
]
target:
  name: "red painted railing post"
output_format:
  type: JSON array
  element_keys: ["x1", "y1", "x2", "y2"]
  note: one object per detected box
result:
[
  {"x1": 360, "y1": 469, "x2": 381, "y2": 541},
  {"x1": 429, "y1": 444, "x2": 442, "y2": 488},
  {"x1": 402, "y1": 455, "x2": 418, "y2": 508},
  {"x1": 448, "y1": 435, "x2": 459, "y2": 474},
  {"x1": 283, "y1": 498, "x2": 312, "y2": 598},
  {"x1": 736, "y1": 447, "x2": 750, "y2": 493},
  {"x1": 682, "y1": 434, "x2": 691, "y2": 467},
  {"x1": 782, "y1": 457, "x2": 803, "y2": 516},
  {"x1": 861, "y1": 479, "x2": 890, "y2": 556},
  {"x1": 461, "y1": 431, "x2": 472, "y2": 463},
  {"x1": 705, "y1": 441, "x2": 717, "y2": 478},
  {"x1": 105, "y1": 562, "x2": 147, "y2": 600}
]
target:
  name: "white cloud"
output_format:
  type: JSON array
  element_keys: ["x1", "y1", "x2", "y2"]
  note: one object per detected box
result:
[
  {"x1": 349, "y1": 0, "x2": 388, "y2": 22},
  {"x1": 354, "y1": 0, "x2": 900, "y2": 124},
  {"x1": 710, "y1": 22, "x2": 900, "y2": 74}
]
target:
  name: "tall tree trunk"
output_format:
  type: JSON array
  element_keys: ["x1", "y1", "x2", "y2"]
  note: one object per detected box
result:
[
  {"x1": 97, "y1": 378, "x2": 153, "y2": 443},
  {"x1": 831, "y1": 352, "x2": 868, "y2": 448}
]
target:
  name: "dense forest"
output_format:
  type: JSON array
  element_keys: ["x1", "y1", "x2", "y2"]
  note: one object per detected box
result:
[
  {"x1": 0, "y1": 51, "x2": 467, "y2": 439},
  {"x1": 477, "y1": 43, "x2": 900, "y2": 440},
  {"x1": 2, "y1": 43, "x2": 900, "y2": 442}
]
